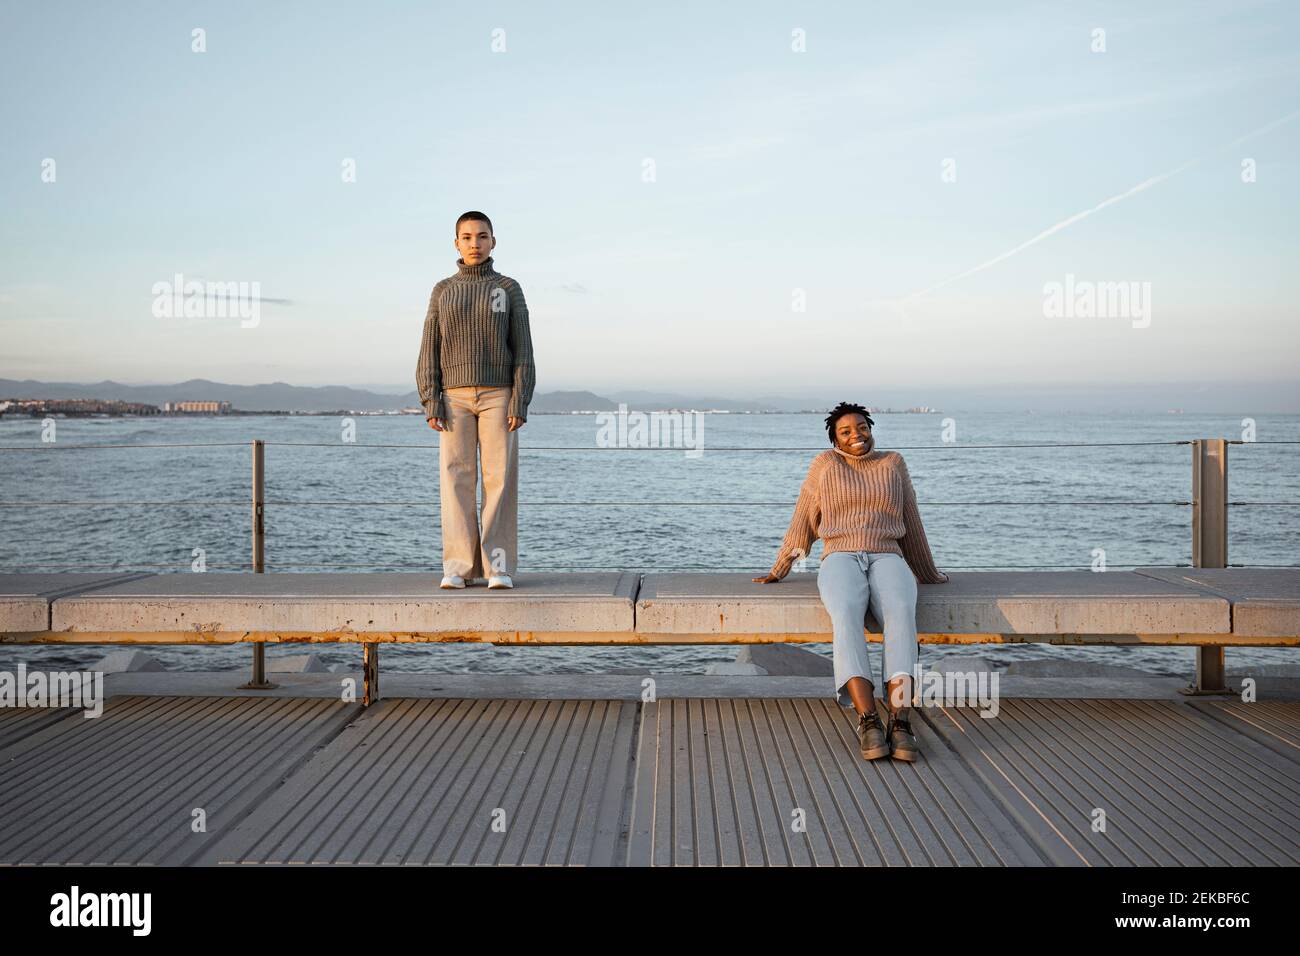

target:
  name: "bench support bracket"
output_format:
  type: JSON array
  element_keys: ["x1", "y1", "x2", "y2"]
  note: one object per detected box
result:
[
  {"x1": 1180, "y1": 645, "x2": 1232, "y2": 696},
  {"x1": 238, "y1": 644, "x2": 278, "y2": 691},
  {"x1": 363, "y1": 642, "x2": 379, "y2": 706}
]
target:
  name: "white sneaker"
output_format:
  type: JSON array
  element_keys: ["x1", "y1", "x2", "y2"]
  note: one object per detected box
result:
[
  {"x1": 487, "y1": 574, "x2": 514, "y2": 589},
  {"x1": 440, "y1": 575, "x2": 465, "y2": 589}
]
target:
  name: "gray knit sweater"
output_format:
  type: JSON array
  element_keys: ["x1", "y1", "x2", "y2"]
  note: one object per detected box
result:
[{"x1": 415, "y1": 256, "x2": 536, "y2": 421}]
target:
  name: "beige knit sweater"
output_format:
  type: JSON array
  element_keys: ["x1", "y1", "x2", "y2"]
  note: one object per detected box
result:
[{"x1": 769, "y1": 433, "x2": 945, "y2": 583}]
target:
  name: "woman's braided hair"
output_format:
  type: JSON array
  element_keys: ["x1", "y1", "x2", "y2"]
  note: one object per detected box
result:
[{"x1": 824, "y1": 402, "x2": 874, "y2": 445}]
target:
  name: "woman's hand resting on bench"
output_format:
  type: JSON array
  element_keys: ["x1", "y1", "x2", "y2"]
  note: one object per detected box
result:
[
  {"x1": 753, "y1": 551, "x2": 798, "y2": 584},
  {"x1": 753, "y1": 561, "x2": 951, "y2": 584}
]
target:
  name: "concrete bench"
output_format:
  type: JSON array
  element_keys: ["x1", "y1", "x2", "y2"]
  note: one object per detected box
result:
[
  {"x1": 0, "y1": 572, "x2": 154, "y2": 634},
  {"x1": 3, "y1": 568, "x2": 1295, "y2": 702},
  {"x1": 32, "y1": 571, "x2": 641, "y2": 643},
  {"x1": 1133, "y1": 568, "x2": 1300, "y2": 638},
  {"x1": 4, "y1": 569, "x2": 1296, "y2": 646},
  {"x1": 634, "y1": 570, "x2": 1237, "y2": 643}
]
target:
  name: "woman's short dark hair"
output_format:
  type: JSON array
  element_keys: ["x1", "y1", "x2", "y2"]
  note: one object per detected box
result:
[
  {"x1": 455, "y1": 210, "x2": 493, "y2": 235},
  {"x1": 824, "y1": 402, "x2": 874, "y2": 445}
]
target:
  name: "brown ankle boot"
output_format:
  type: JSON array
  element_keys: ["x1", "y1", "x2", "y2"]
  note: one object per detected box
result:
[
  {"x1": 856, "y1": 709, "x2": 890, "y2": 760},
  {"x1": 887, "y1": 713, "x2": 919, "y2": 762}
]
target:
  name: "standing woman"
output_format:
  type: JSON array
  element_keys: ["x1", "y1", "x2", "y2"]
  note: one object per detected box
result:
[
  {"x1": 416, "y1": 211, "x2": 536, "y2": 590},
  {"x1": 753, "y1": 402, "x2": 949, "y2": 761}
]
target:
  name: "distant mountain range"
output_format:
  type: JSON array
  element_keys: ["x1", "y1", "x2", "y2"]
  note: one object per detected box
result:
[
  {"x1": 0, "y1": 377, "x2": 1294, "y2": 413},
  {"x1": 0, "y1": 379, "x2": 827, "y2": 413}
]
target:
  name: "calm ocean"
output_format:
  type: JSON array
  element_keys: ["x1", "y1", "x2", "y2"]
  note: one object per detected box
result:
[{"x1": 2, "y1": 410, "x2": 1297, "y2": 679}]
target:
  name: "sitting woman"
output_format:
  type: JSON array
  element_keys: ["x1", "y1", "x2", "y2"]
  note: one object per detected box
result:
[{"x1": 754, "y1": 401, "x2": 949, "y2": 762}]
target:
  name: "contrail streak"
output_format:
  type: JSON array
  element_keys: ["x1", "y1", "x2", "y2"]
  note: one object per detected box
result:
[{"x1": 904, "y1": 109, "x2": 1300, "y2": 301}]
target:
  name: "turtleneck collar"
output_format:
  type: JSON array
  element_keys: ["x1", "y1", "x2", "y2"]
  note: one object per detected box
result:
[
  {"x1": 453, "y1": 256, "x2": 497, "y2": 280},
  {"x1": 831, "y1": 432, "x2": 879, "y2": 461}
]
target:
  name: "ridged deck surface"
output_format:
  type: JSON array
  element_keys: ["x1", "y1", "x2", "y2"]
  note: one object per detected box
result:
[
  {"x1": 627, "y1": 698, "x2": 1041, "y2": 865},
  {"x1": 1, "y1": 695, "x2": 1297, "y2": 866},
  {"x1": 0, "y1": 695, "x2": 358, "y2": 864},
  {"x1": 203, "y1": 698, "x2": 637, "y2": 865},
  {"x1": 1190, "y1": 699, "x2": 1300, "y2": 759},
  {"x1": 925, "y1": 699, "x2": 1300, "y2": 866},
  {"x1": 0, "y1": 706, "x2": 74, "y2": 751}
]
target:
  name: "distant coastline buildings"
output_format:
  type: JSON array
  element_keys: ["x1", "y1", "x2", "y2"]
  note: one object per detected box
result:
[
  {"x1": 0, "y1": 398, "x2": 162, "y2": 417},
  {"x1": 162, "y1": 400, "x2": 231, "y2": 414},
  {"x1": 0, "y1": 398, "x2": 233, "y2": 417}
]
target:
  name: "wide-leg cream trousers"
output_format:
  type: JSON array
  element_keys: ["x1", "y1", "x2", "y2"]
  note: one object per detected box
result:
[{"x1": 438, "y1": 385, "x2": 518, "y2": 578}]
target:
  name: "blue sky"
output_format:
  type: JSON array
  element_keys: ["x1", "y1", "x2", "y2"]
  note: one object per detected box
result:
[{"x1": 1, "y1": 0, "x2": 1297, "y2": 403}]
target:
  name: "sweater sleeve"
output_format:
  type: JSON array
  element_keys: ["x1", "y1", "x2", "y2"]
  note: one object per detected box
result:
[
  {"x1": 504, "y1": 279, "x2": 536, "y2": 421},
  {"x1": 895, "y1": 454, "x2": 945, "y2": 583},
  {"x1": 415, "y1": 283, "x2": 445, "y2": 421},
  {"x1": 770, "y1": 457, "x2": 822, "y2": 576}
]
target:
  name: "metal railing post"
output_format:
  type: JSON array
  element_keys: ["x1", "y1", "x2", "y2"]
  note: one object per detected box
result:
[
  {"x1": 1185, "y1": 437, "x2": 1228, "y2": 695},
  {"x1": 240, "y1": 439, "x2": 276, "y2": 690}
]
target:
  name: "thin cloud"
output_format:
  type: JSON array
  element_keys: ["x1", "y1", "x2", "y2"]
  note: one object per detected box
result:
[{"x1": 904, "y1": 108, "x2": 1300, "y2": 301}]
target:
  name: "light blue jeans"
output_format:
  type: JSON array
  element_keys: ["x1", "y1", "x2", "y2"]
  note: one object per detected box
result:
[{"x1": 817, "y1": 550, "x2": 918, "y2": 709}]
